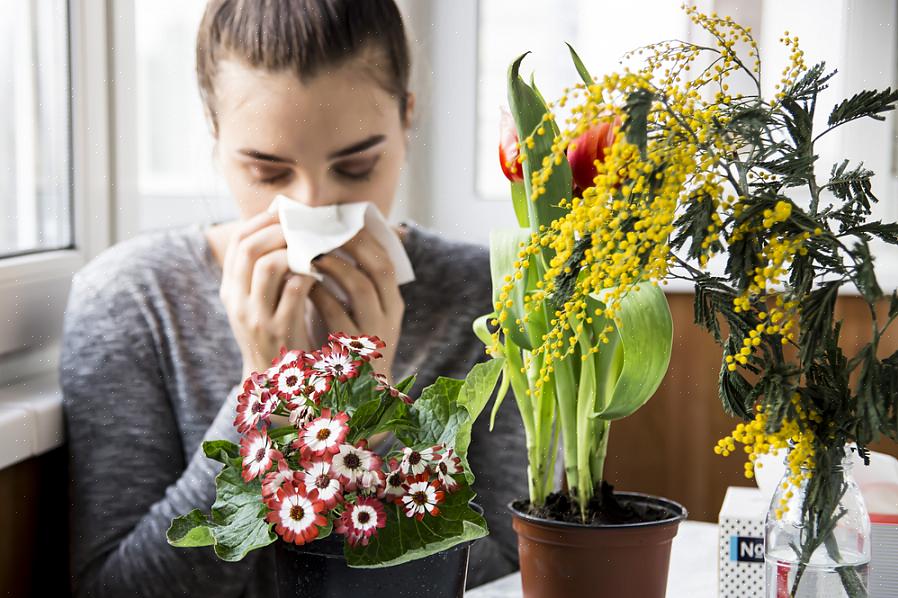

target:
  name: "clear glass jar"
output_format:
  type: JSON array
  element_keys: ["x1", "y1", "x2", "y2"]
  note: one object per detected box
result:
[{"x1": 764, "y1": 450, "x2": 871, "y2": 598}]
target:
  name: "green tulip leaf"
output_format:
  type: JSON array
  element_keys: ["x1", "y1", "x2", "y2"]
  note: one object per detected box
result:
[
  {"x1": 592, "y1": 283, "x2": 673, "y2": 420},
  {"x1": 507, "y1": 53, "x2": 571, "y2": 233},
  {"x1": 566, "y1": 42, "x2": 594, "y2": 86},
  {"x1": 489, "y1": 228, "x2": 536, "y2": 350}
]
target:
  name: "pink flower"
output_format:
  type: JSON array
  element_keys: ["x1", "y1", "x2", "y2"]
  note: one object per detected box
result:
[
  {"x1": 239, "y1": 429, "x2": 282, "y2": 482},
  {"x1": 271, "y1": 347, "x2": 304, "y2": 370},
  {"x1": 300, "y1": 372, "x2": 331, "y2": 404},
  {"x1": 261, "y1": 458, "x2": 301, "y2": 499},
  {"x1": 328, "y1": 333, "x2": 386, "y2": 362},
  {"x1": 330, "y1": 442, "x2": 381, "y2": 491},
  {"x1": 265, "y1": 483, "x2": 328, "y2": 545},
  {"x1": 335, "y1": 497, "x2": 386, "y2": 546},
  {"x1": 300, "y1": 458, "x2": 344, "y2": 508},
  {"x1": 401, "y1": 473, "x2": 445, "y2": 521},
  {"x1": 294, "y1": 409, "x2": 350, "y2": 457},
  {"x1": 399, "y1": 446, "x2": 439, "y2": 477},
  {"x1": 373, "y1": 373, "x2": 413, "y2": 404},
  {"x1": 383, "y1": 458, "x2": 406, "y2": 503},
  {"x1": 307, "y1": 345, "x2": 362, "y2": 383},
  {"x1": 288, "y1": 404, "x2": 315, "y2": 428},
  {"x1": 434, "y1": 446, "x2": 464, "y2": 492},
  {"x1": 234, "y1": 386, "x2": 277, "y2": 434}
]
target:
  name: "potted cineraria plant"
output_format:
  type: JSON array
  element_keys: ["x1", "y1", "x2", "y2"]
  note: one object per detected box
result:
[
  {"x1": 167, "y1": 333, "x2": 503, "y2": 598},
  {"x1": 492, "y1": 5, "x2": 898, "y2": 597},
  {"x1": 474, "y1": 43, "x2": 684, "y2": 598}
]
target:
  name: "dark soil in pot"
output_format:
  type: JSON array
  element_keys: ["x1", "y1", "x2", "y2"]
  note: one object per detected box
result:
[{"x1": 517, "y1": 481, "x2": 676, "y2": 525}]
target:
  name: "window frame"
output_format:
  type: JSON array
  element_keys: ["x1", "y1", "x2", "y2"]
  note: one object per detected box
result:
[{"x1": 0, "y1": 0, "x2": 113, "y2": 381}]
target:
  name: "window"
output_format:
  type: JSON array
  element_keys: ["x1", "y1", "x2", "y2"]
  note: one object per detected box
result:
[{"x1": 0, "y1": 0, "x2": 73, "y2": 258}]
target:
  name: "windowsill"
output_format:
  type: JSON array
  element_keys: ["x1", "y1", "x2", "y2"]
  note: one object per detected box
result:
[{"x1": 0, "y1": 373, "x2": 64, "y2": 470}]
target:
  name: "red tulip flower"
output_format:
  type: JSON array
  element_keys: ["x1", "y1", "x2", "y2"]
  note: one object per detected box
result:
[
  {"x1": 567, "y1": 117, "x2": 622, "y2": 192},
  {"x1": 499, "y1": 108, "x2": 524, "y2": 182}
]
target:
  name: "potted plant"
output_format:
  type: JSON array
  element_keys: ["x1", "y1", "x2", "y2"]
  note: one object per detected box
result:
[
  {"x1": 167, "y1": 333, "x2": 504, "y2": 598},
  {"x1": 490, "y1": 5, "x2": 898, "y2": 597},
  {"x1": 474, "y1": 44, "x2": 684, "y2": 598}
]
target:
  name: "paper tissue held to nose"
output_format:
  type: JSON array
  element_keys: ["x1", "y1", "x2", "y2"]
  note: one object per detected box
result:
[{"x1": 268, "y1": 195, "x2": 416, "y2": 345}]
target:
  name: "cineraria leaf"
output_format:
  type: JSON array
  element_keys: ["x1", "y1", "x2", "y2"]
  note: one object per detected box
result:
[
  {"x1": 343, "y1": 484, "x2": 488, "y2": 568},
  {"x1": 166, "y1": 457, "x2": 276, "y2": 561},
  {"x1": 202, "y1": 439, "x2": 240, "y2": 464}
]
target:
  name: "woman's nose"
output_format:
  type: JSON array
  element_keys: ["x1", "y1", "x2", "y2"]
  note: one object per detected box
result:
[{"x1": 282, "y1": 174, "x2": 331, "y2": 207}]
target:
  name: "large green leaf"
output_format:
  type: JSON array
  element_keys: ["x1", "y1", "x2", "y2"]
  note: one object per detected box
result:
[
  {"x1": 592, "y1": 283, "x2": 673, "y2": 420},
  {"x1": 344, "y1": 484, "x2": 488, "y2": 568},
  {"x1": 507, "y1": 53, "x2": 571, "y2": 233},
  {"x1": 405, "y1": 359, "x2": 505, "y2": 484},
  {"x1": 167, "y1": 444, "x2": 278, "y2": 562}
]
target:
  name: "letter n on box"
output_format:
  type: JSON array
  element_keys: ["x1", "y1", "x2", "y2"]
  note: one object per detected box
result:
[{"x1": 718, "y1": 487, "x2": 767, "y2": 597}]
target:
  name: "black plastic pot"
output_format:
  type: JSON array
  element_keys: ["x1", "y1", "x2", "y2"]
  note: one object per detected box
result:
[{"x1": 275, "y1": 505, "x2": 482, "y2": 598}]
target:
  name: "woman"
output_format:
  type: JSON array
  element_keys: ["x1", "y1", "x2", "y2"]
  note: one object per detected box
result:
[{"x1": 60, "y1": 1, "x2": 526, "y2": 596}]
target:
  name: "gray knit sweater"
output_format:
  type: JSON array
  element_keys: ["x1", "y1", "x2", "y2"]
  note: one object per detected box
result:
[{"x1": 60, "y1": 223, "x2": 527, "y2": 598}]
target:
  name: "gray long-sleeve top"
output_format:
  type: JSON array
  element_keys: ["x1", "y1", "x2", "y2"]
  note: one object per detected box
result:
[{"x1": 60, "y1": 223, "x2": 527, "y2": 597}]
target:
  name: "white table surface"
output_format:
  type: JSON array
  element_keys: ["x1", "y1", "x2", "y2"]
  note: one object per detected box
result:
[{"x1": 467, "y1": 521, "x2": 718, "y2": 598}]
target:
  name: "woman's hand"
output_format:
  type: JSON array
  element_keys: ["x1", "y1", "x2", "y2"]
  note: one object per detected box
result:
[
  {"x1": 310, "y1": 228, "x2": 405, "y2": 379},
  {"x1": 220, "y1": 211, "x2": 316, "y2": 380}
]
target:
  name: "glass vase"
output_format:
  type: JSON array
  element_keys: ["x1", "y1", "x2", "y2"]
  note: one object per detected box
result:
[{"x1": 764, "y1": 449, "x2": 871, "y2": 598}]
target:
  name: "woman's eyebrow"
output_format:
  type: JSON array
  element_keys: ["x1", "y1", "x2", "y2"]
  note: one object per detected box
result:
[
  {"x1": 237, "y1": 149, "x2": 294, "y2": 164},
  {"x1": 328, "y1": 134, "x2": 386, "y2": 159}
]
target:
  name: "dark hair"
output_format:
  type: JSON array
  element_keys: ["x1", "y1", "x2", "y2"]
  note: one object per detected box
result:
[{"x1": 196, "y1": 0, "x2": 411, "y2": 133}]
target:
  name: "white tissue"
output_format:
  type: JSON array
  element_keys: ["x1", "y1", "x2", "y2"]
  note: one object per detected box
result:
[
  {"x1": 267, "y1": 195, "x2": 415, "y2": 346},
  {"x1": 268, "y1": 195, "x2": 415, "y2": 284}
]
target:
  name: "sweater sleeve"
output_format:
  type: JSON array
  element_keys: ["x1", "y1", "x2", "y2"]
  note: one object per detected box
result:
[{"x1": 61, "y1": 270, "x2": 260, "y2": 598}]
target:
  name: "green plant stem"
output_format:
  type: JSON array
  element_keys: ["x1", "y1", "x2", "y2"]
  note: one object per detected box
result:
[
  {"x1": 591, "y1": 420, "x2": 610, "y2": 490},
  {"x1": 576, "y1": 342, "x2": 597, "y2": 518},
  {"x1": 553, "y1": 344, "x2": 580, "y2": 505},
  {"x1": 504, "y1": 339, "x2": 542, "y2": 505}
]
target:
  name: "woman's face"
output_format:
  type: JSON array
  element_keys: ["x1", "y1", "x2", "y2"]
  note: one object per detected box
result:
[{"x1": 212, "y1": 57, "x2": 410, "y2": 219}]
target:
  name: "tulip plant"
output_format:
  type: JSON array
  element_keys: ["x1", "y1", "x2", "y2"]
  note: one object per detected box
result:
[{"x1": 474, "y1": 48, "x2": 673, "y2": 520}]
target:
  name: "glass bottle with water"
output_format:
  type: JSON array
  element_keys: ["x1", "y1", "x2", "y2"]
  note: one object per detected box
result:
[{"x1": 765, "y1": 450, "x2": 871, "y2": 598}]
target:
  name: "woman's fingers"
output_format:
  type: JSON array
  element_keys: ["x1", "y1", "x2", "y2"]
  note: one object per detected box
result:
[
  {"x1": 222, "y1": 210, "x2": 279, "y2": 280},
  {"x1": 274, "y1": 273, "x2": 315, "y2": 333},
  {"x1": 312, "y1": 253, "x2": 382, "y2": 323},
  {"x1": 340, "y1": 229, "x2": 404, "y2": 317},
  {"x1": 309, "y1": 283, "x2": 357, "y2": 334},
  {"x1": 250, "y1": 248, "x2": 290, "y2": 315},
  {"x1": 230, "y1": 222, "x2": 287, "y2": 295}
]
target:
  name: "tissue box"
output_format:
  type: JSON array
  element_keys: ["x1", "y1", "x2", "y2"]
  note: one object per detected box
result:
[
  {"x1": 871, "y1": 514, "x2": 898, "y2": 598},
  {"x1": 718, "y1": 486, "x2": 768, "y2": 597}
]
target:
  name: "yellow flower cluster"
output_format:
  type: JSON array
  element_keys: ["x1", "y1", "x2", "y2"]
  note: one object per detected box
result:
[{"x1": 715, "y1": 395, "x2": 821, "y2": 518}]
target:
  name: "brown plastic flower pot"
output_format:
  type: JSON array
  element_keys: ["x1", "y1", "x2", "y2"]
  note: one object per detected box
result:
[{"x1": 509, "y1": 493, "x2": 687, "y2": 598}]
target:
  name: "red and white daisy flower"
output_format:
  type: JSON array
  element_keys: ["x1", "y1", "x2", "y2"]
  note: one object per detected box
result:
[
  {"x1": 300, "y1": 372, "x2": 331, "y2": 404},
  {"x1": 357, "y1": 466, "x2": 386, "y2": 497},
  {"x1": 399, "y1": 445, "x2": 439, "y2": 477},
  {"x1": 271, "y1": 347, "x2": 304, "y2": 370},
  {"x1": 272, "y1": 364, "x2": 307, "y2": 403},
  {"x1": 294, "y1": 409, "x2": 350, "y2": 457},
  {"x1": 328, "y1": 333, "x2": 385, "y2": 362},
  {"x1": 401, "y1": 473, "x2": 445, "y2": 521},
  {"x1": 288, "y1": 404, "x2": 316, "y2": 428},
  {"x1": 373, "y1": 373, "x2": 413, "y2": 404},
  {"x1": 335, "y1": 497, "x2": 387, "y2": 546},
  {"x1": 234, "y1": 387, "x2": 277, "y2": 433},
  {"x1": 433, "y1": 446, "x2": 464, "y2": 492},
  {"x1": 307, "y1": 345, "x2": 362, "y2": 383},
  {"x1": 239, "y1": 429, "x2": 282, "y2": 482},
  {"x1": 300, "y1": 458, "x2": 344, "y2": 508},
  {"x1": 265, "y1": 483, "x2": 328, "y2": 545},
  {"x1": 261, "y1": 458, "x2": 301, "y2": 499},
  {"x1": 330, "y1": 442, "x2": 381, "y2": 491},
  {"x1": 383, "y1": 459, "x2": 406, "y2": 502}
]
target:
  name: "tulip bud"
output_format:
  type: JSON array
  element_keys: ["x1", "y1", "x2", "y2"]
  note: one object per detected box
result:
[
  {"x1": 567, "y1": 117, "x2": 621, "y2": 192},
  {"x1": 499, "y1": 108, "x2": 524, "y2": 183}
]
